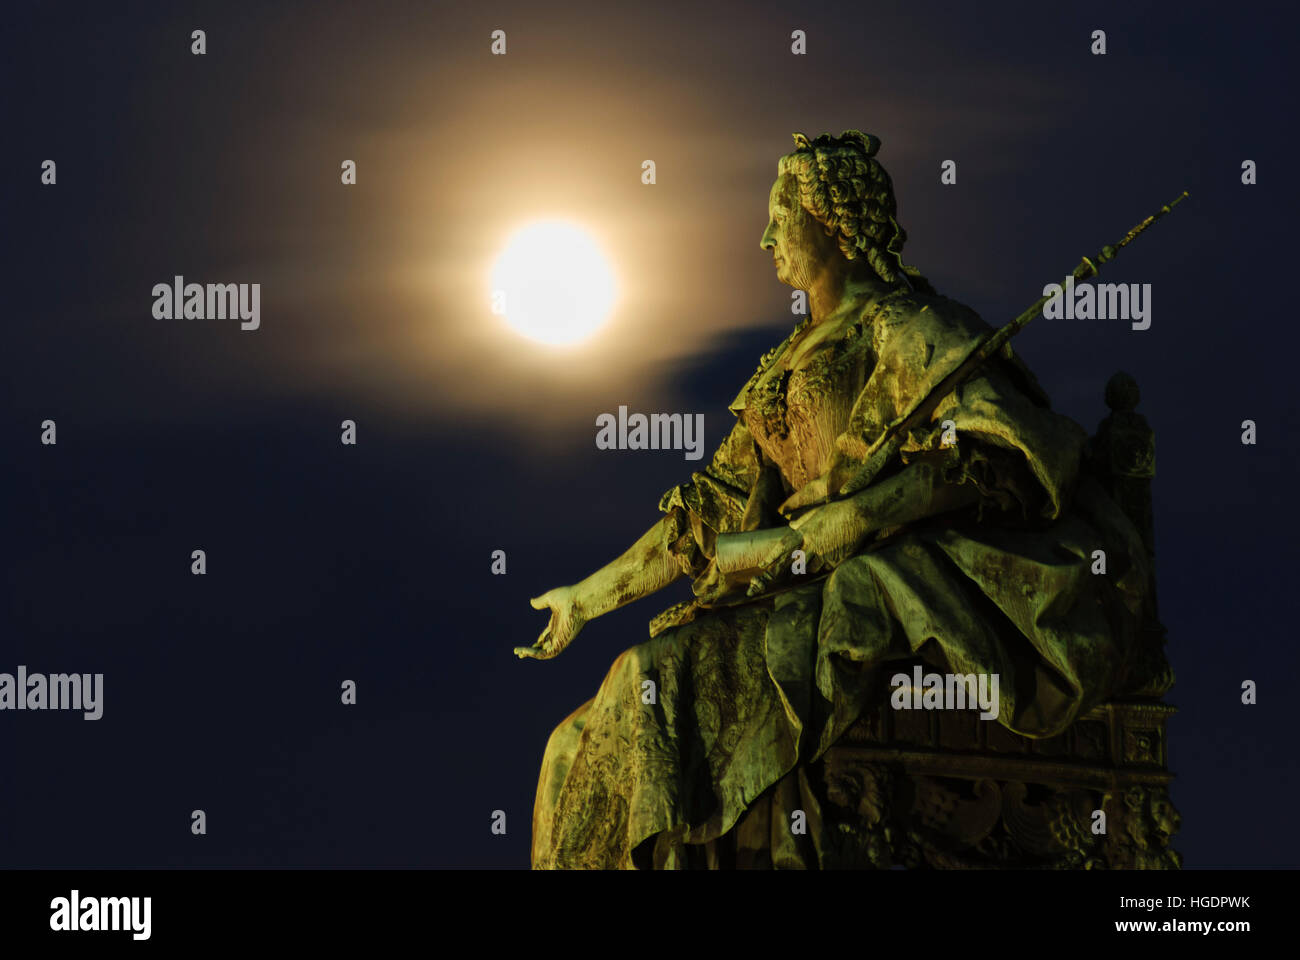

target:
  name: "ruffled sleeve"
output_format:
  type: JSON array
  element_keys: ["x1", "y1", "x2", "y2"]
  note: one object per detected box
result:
[{"x1": 656, "y1": 419, "x2": 765, "y2": 578}]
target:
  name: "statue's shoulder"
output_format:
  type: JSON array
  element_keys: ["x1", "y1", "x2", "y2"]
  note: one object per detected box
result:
[
  {"x1": 861, "y1": 287, "x2": 991, "y2": 359},
  {"x1": 862, "y1": 286, "x2": 1053, "y2": 407}
]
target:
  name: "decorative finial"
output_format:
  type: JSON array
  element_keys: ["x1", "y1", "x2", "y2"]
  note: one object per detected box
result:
[{"x1": 1105, "y1": 371, "x2": 1140, "y2": 412}]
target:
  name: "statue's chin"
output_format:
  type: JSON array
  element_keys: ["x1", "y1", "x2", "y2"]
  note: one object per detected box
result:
[{"x1": 774, "y1": 263, "x2": 804, "y2": 288}]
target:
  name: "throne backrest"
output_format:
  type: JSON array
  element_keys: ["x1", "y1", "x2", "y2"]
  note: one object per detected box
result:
[
  {"x1": 1089, "y1": 371, "x2": 1156, "y2": 561},
  {"x1": 1087, "y1": 370, "x2": 1171, "y2": 697}
]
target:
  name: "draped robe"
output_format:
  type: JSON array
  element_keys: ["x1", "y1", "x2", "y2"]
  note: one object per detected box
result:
[{"x1": 531, "y1": 282, "x2": 1156, "y2": 869}]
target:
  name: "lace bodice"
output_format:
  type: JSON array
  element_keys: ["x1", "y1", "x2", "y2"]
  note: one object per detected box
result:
[{"x1": 741, "y1": 319, "x2": 872, "y2": 491}]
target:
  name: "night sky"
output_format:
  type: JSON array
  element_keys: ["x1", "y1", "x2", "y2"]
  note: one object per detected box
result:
[{"x1": 3, "y1": 1, "x2": 1296, "y2": 868}]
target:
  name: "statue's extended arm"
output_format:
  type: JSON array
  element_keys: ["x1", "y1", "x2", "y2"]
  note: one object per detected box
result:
[
  {"x1": 514, "y1": 515, "x2": 684, "y2": 661},
  {"x1": 573, "y1": 515, "x2": 684, "y2": 619}
]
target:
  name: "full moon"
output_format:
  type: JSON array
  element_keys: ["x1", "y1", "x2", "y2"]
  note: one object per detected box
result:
[{"x1": 489, "y1": 220, "x2": 618, "y2": 346}]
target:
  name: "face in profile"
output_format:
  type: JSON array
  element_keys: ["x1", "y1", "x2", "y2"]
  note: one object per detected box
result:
[{"x1": 759, "y1": 172, "x2": 840, "y2": 290}]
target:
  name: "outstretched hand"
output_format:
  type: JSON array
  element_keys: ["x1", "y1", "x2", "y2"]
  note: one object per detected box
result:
[{"x1": 515, "y1": 586, "x2": 588, "y2": 660}]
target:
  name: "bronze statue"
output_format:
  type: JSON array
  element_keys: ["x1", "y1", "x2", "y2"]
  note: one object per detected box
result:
[{"x1": 516, "y1": 130, "x2": 1173, "y2": 869}]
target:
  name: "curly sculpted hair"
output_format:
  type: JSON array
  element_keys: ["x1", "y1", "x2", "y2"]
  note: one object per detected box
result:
[{"x1": 777, "y1": 130, "x2": 931, "y2": 292}]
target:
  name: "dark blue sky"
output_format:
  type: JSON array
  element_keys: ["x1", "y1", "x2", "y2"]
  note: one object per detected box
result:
[{"x1": 2, "y1": 0, "x2": 1296, "y2": 867}]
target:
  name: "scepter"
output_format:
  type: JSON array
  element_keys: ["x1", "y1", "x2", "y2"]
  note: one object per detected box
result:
[{"x1": 836, "y1": 190, "x2": 1189, "y2": 498}]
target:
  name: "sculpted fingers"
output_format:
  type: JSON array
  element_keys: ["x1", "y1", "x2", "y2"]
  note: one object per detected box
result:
[
  {"x1": 519, "y1": 586, "x2": 583, "y2": 660},
  {"x1": 516, "y1": 595, "x2": 560, "y2": 659},
  {"x1": 778, "y1": 477, "x2": 829, "y2": 517}
]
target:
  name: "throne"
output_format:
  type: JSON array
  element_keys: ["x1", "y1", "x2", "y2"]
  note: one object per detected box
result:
[{"x1": 807, "y1": 371, "x2": 1180, "y2": 869}]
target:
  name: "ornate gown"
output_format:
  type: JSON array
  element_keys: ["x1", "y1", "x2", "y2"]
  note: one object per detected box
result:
[{"x1": 531, "y1": 280, "x2": 1157, "y2": 869}]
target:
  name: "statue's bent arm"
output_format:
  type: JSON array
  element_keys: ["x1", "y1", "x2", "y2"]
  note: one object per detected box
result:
[{"x1": 739, "y1": 455, "x2": 982, "y2": 594}]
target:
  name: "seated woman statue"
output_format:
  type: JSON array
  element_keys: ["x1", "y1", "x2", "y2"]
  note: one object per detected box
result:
[{"x1": 515, "y1": 130, "x2": 1163, "y2": 869}]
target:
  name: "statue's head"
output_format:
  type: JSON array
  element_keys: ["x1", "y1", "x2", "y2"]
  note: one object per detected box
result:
[{"x1": 760, "y1": 130, "x2": 922, "y2": 291}]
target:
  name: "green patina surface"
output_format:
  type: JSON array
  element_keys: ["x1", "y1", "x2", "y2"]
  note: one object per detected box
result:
[{"x1": 520, "y1": 131, "x2": 1172, "y2": 869}]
